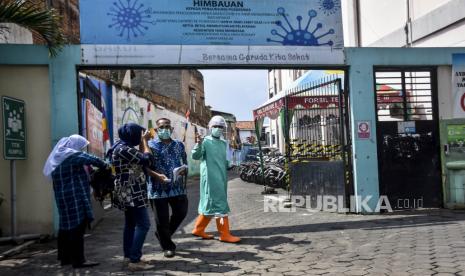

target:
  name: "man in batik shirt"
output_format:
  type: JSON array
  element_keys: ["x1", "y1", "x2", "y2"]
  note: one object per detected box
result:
[{"x1": 148, "y1": 118, "x2": 188, "y2": 258}]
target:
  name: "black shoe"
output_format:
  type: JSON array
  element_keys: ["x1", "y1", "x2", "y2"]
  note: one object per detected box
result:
[
  {"x1": 73, "y1": 261, "x2": 100, "y2": 268},
  {"x1": 60, "y1": 261, "x2": 71, "y2": 266},
  {"x1": 164, "y1": 250, "x2": 175, "y2": 258}
]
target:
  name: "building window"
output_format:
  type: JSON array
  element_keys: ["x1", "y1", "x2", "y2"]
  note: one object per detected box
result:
[
  {"x1": 189, "y1": 89, "x2": 196, "y2": 113},
  {"x1": 375, "y1": 70, "x2": 433, "y2": 122}
]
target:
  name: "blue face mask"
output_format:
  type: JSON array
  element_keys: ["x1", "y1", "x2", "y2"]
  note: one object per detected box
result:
[
  {"x1": 157, "y1": 128, "x2": 171, "y2": 140},
  {"x1": 211, "y1": 127, "x2": 223, "y2": 138}
]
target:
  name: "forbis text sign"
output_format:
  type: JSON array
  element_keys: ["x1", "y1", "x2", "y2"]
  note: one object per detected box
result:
[{"x1": 79, "y1": 0, "x2": 344, "y2": 65}]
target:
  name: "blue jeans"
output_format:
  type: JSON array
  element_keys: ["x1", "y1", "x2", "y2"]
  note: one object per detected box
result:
[{"x1": 124, "y1": 207, "x2": 150, "y2": 263}]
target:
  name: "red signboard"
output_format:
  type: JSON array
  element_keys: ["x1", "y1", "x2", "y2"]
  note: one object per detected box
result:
[
  {"x1": 288, "y1": 95, "x2": 340, "y2": 109},
  {"x1": 254, "y1": 91, "x2": 401, "y2": 120},
  {"x1": 253, "y1": 98, "x2": 285, "y2": 120}
]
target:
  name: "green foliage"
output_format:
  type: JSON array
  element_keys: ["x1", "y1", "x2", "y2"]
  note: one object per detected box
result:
[{"x1": 0, "y1": 0, "x2": 67, "y2": 56}]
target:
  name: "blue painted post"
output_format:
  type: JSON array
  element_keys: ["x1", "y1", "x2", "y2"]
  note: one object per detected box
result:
[
  {"x1": 346, "y1": 49, "x2": 380, "y2": 213},
  {"x1": 49, "y1": 46, "x2": 81, "y2": 234},
  {"x1": 49, "y1": 46, "x2": 81, "y2": 144}
]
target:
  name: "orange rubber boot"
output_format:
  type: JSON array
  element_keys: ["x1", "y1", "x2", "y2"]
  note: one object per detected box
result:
[
  {"x1": 216, "y1": 217, "x2": 241, "y2": 243},
  {"x1": 192, "y1": 215, "x2": 214, "y2": 239}
]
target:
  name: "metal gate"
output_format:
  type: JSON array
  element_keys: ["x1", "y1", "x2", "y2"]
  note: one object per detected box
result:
[
  {"x1": 286, "y1": 76, "x2": 352, "y2": 208},
  {"x1": 374, "y1": 68, "x2": 442, "y2": 209}
]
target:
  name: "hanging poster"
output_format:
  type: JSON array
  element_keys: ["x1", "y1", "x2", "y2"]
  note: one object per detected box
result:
[
  {"x1": 85, "y1": 100, "x2": 104, "y2": 157},
  {"x1": 452, "y1": 53, "x2": 465, "y2": 118},
  {"x1": 357, "y1": 120, "x2": 371, "y2": 140}
]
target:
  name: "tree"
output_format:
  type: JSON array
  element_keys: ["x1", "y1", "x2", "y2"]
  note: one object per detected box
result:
[{"x1": 0, "y1": 0, "x2": 66, "y2": 56}]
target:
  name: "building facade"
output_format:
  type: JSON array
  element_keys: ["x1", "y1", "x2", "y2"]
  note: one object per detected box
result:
[
  {"x1": 342, "y1": 0, "x2": 465, "y2": 47},
  {"x1": 266, "y1": 69, "x2": 309, "y2": 153},
  {"x1": 236, "y1": 121, "x2": 256, "y2": 144},
  {"x1": 131, "y1": 69, "x2": 211, "y2": 127},
  {"x1": 81, "y1": 69, "x2": 211, "y2": 174}
]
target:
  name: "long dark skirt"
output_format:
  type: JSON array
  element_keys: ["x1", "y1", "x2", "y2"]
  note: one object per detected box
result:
[{"x1": 57, "y1": 220, "x2": 86, "y2": 266}]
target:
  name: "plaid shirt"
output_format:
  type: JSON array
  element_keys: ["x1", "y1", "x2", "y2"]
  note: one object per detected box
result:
[{"x1": 52, "y1": 152, "x2": 106, "y2": 230}]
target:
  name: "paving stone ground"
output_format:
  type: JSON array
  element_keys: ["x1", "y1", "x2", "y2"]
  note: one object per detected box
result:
[{"x1": 1, "y1": 175, "x2": 465, "y2": 275}]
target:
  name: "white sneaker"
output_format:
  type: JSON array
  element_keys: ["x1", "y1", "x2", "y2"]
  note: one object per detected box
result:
[{"x1": 128, "y1": 261, "x2": 154, "y2": 271}]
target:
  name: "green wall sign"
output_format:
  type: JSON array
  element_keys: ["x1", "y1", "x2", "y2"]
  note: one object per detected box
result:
[
  {"x1": 447, "y1": 124, "x2": 465, "y2": 144},
  {"x1": 2, "y1": 96, "x2": 26, "y2": 160}
]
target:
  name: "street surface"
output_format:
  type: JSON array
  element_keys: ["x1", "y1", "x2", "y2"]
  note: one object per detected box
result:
[{"x1": 1, "y1": 175, "x2": 465, "y2": 275}]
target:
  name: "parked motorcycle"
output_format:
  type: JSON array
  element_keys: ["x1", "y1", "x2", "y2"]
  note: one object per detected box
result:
[{"x1": 239, "y1": 153, "x2": 287, "y2": 189}]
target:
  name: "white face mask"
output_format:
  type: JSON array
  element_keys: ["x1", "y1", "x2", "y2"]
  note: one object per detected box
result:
[{"x1": 211, "y1": 127, "x2": 223, "y2": 138}]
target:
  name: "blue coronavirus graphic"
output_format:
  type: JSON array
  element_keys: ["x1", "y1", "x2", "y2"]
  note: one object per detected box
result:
[
  {"x1": 107, "y1": 0, "x2": 154, "y2": 41},
  {"x1": 267, "y1": 8, "x2": 334, "y2": 46},
  {"x1": 319, "y1": 0, "x2": 340, "y2": 15}
]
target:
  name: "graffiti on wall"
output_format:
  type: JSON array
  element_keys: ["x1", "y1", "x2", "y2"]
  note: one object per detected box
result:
[{"x1": 119, "y1": 95, "x2": 144, "y2": 125}]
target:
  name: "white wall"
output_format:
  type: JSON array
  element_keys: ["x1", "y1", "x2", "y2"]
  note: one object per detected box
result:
[
  {"x1": 0, "y1": 23, "x2": 33, "y2": 44},
  {"x1": 239, "y1": 129, "x2": 254, "y2": 143},
  {"x1": 410, "y1": 0, "x2": 450, "y2": 18},
  {"x1": 357, "y1": 0, "x2": 407, "y2": 46},
  {"x1": 438, "y1": 66, "x2": 454, "y2": 120},
  {"x1": 0, "y1": 66, "x2": 52, "y2": 236},
  {"x1": 268, "y1": 116, "x2": 285, "y2": 153},
  {"x1": 414, "y1": 22, "x2": 465, "y2": 47},
  {"x1": 352, "y1": 0, "x2": 465, "y2": 47}
]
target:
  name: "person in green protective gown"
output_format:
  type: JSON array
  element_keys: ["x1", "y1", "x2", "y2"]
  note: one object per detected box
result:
[{"x1": 191, "y1": 115, "x2": 241, "y2": 243}]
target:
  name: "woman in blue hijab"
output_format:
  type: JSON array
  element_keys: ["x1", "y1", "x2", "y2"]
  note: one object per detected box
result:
[{"x1": 111, "y1": 123, "x2": 167, "y2": 271}]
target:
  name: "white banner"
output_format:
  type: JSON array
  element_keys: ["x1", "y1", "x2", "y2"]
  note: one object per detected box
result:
[
  {"x1": 80, "y1": 44, "x2": 344, "y2": 65},
  {"x1": 80, "y1": 0, "x2": 344, "y2": 47},
  {"x1": 453, "y1": 54, "x2": 465, "y2": 118}
]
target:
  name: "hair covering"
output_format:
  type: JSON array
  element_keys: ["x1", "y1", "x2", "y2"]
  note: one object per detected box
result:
[
  {"x1": 118, "y1": 123, "x2": 145, "y2": 147},
  {"x1": 208, "y1": 115, "x2": 227, "y2": 129},
  {"x1": 43, "y1": 135, "x2": 89, "y2": 180},
  {"x1": 106, "y1": 123, "x2": 145, "y2": 160}
]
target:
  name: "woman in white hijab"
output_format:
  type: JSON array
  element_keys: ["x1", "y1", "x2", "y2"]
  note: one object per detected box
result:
[
  {"x1": 43, "y1": 135, "x2": 90, "y2": 179},
  {"x1": 43, "y1": 134, "x2": 107, "y2": 268}
]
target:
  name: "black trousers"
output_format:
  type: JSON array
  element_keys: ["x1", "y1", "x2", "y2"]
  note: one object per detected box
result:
[
  {"x1": 57, "y1": 220, "x2": 86, "y2": 266},
  {"x1": 150, "y1": 195, "x2": 188, "y2": 251}
]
